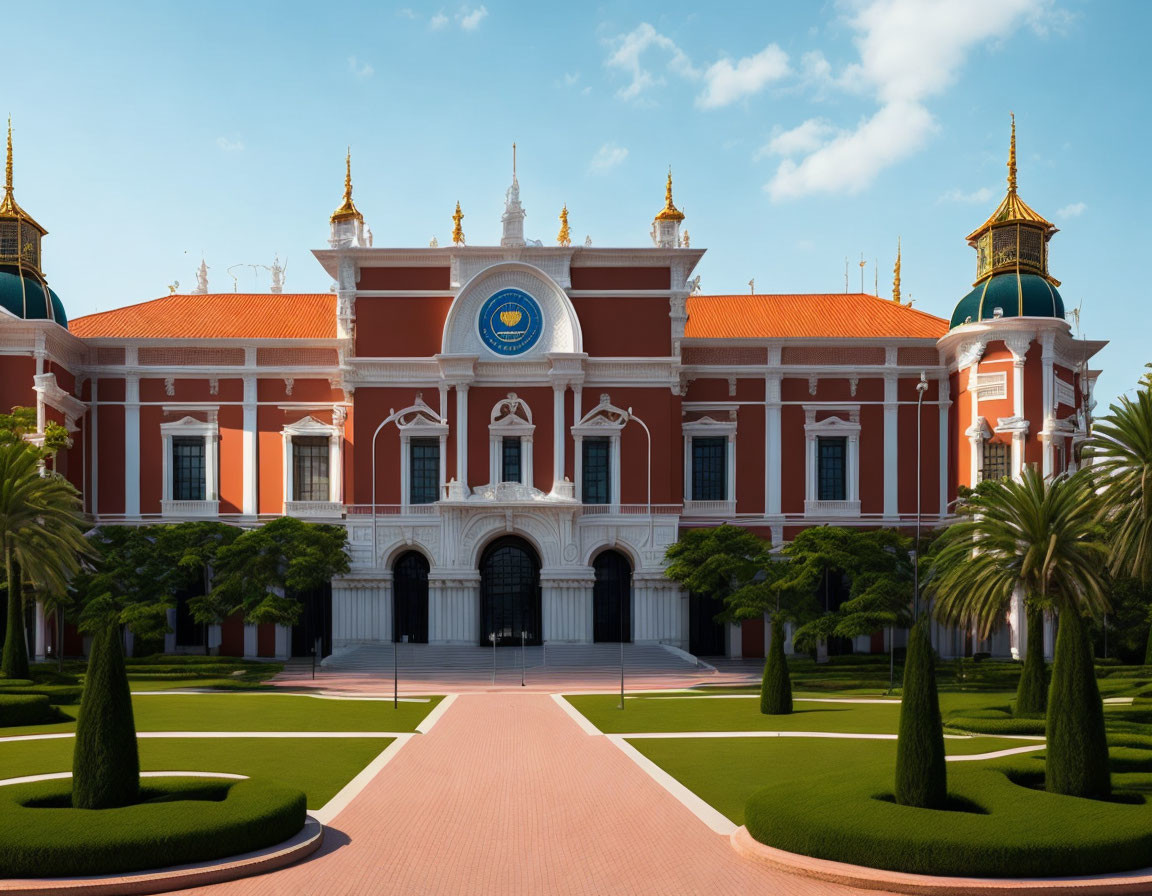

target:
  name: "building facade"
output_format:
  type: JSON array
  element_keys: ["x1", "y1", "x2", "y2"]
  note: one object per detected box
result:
[{"x1": 0, "y1": 123, "x2": 1103, "y2": 662}]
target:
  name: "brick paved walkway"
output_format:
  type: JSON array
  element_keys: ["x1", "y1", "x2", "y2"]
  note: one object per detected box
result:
[{"x1": 176, "y1": 692, "x2": 870, "y2": 895}]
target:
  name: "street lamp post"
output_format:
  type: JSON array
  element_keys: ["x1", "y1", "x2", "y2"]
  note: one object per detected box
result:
[
  {"x1": 913, "y1": 371, "x2": 929, "y2": 622},
  {"x1": 490, "y1": 631, "x2": 497, "y2": 684},
  {"x1": 521, "y1": 630, "x2": 526, "y2": 687}
]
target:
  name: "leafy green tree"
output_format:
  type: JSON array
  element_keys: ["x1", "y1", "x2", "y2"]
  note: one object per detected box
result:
[
  {"x1": 208, "y1": 517, "x2": 349, "y2": 629},
  {"x1": 156, "y1": 521, "x2": 242, "y2": 654},
  {"x1": 0, "y1": 442, "x2": 91, "y2": 680},
  {"x1": 895, "y1": 619, "x2": 946, "y2": 808},
  {"x1": 929, "y1": 467, "x2": 1111, "y2": 798}
]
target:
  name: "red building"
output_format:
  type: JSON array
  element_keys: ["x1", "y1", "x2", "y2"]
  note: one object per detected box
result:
[{"x1": 0, "y1": 125, "x2": 1102, "y2": 663}]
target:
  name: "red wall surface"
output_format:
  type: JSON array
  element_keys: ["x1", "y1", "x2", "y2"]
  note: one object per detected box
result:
[{"x1": 355, "y1": 296, "x2": 453, "y2": 357}]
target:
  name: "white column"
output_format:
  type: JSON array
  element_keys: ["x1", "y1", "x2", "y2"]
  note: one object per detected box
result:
[
  {"x1": 124, "y1": 375, "x2": 140, "y2": 517},
  {"x1": 243, "y1": 624, "x2": 258, "y2": 659},
  {"x1": 89, "y1": 379, "x2": 99, "y2": 517},
  {"x1": 883, "y1": 374, "x2": 899, "y2": 518},
  {"x1": 765, "y1": 374, "x2": 782, "y2": 515},
  {"x1": 611, "y1": 434, "x2": 622, "y2": 506},
  {"x1": 969, "y1": 364, "x2": 981, "y2": 485},
  {"x1": 164, "y1": 608, "x2": 176, "y2": 653},
  {"x1": 1041, "y1": 331, "x2": 1055, "y2": 478},
  {"x1": 242, "y1": 376, "x2": 257, "y2": 515},
  {"x1": 847, "y1": 434, "x2": 860, "y2": 503},
  {"x1": 938, "y1": 376, "x2": 950, "y2": 516},
  {"x1": 34, "y1": 601, "x2": 46, "y2": 660},
  {"x1": 552, "y1": 385, "x2": 565, "y2": 489},
  {"x1": 275, "y1": 625, "x2": 291, "y2": 659},
  {"x1": 1012, "y1": 357, "x2": 1026, "y2": 479},
  {"x1": 726, "y1": 432, "x2": 737, "y2": 505},
  {"x1": 455, "y1": 385, "x2": 469, "y2": 484},
  {"x1": 1008, "y1": 584, "x2": 1025, "y2": 660}
]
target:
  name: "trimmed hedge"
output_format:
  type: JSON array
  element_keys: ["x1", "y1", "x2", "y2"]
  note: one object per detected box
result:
[
  {"x1": 745, "y1": 751, "x2": 1152, "y2": 878},
  {"x1": 0, "y1": 684, "x2": 83, "y2": 705},
  {"x1": 0, "y1": 694, "x2": 63, "y2": 727},
  {"x1": 0, "y1": 777, "x2": 306, "y2": 877},
  {"x1": 943, "y1": 708, "x2": 1046, "y2": 736}
]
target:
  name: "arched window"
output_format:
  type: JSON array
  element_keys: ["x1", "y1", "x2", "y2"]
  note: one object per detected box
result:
[
  {"x1": 479, "y1": 537, "x2": 541, "y2": 646},
  {"x1": 393, "y1": 551, "x2": 429, "y2": 644}
]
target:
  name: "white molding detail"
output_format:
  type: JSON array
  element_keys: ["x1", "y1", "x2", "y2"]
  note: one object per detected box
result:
[
  {"x1": 803, "y1": 407, "x2": 861, "y2": 518},
  {"x1": 159, "y1": 413, "x2": 219, "y2": 516},
  {"x1": 282, "y1": 415, "x2": 343, "y2": 511},
  {"x1": 489, "y1": 392, "x2": 535, "y2": 487},
  {"x1": 571, "y1": 393, "x2": 630, "y2": 506}
]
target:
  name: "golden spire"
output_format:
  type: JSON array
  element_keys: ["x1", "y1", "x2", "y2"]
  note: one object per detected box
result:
[
  {"x1": 892, "y1": 237, "x2": 902, "y2": 303},
  {"x1": 451, "y1": 201, "x2": 465, "y2": 246},
  {"x1": 1007, "y1": 112, "x2": 1017, "y2": 195},
  {"x1": 330, "y1": 147, "x2": 363, "y2": 222},
  {"x1": 4, "y1": 117, "x2": 12, "y2": 201},
  {"x1": 557, "y1": 204, "x2": 570, "y2": 247},
  {"x1": 655, "y1": 167, "x2": 684, "y2": 221}
]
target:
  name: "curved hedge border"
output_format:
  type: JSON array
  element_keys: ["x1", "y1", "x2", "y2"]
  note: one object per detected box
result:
[
  {"x1": 0, "y1": 694, "x2": 64, "y2": 727},
  {"x1": 745, "y1": 753, "x2": 1152, "y2": 878},
  {"x1": 0, "y1": 777, "x2": 306, "y2": 877}
]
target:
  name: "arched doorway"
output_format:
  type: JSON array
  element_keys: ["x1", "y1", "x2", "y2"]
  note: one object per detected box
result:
[
  {"x1": 479, "y1": 536, "x2": 542, "y2": 646},
  {"x1": 393, "y1": 551, "x2": 429, "y2": 644},
  {"x1": 593, "y1": 550, "x2": 632, "y2": 643}
]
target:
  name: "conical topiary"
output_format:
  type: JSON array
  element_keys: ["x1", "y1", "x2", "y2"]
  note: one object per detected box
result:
[
  {"x1": 1015, "y1": 607, "x2": 1047, "y2": 716},
  {"x1": 895, "y1": 618, "x2": 947, "y2": 808},
  {"x1": 1, "y1": 561, "x2": 30, "y2": 680},
  {"x1": 71, "y1": 624, "x2": 139, "y2": 809},
  {"x1": 760, "y1": 618, "x2": 792, "y2": 715},
  {"x1": 1045, "y1": 610, "x2": 1110, "y2": 799}
]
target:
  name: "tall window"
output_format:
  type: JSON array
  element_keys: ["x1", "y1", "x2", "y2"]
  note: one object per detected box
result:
[
  {"x1": 293, "y1": 437, "x2": 330, "y2": 502},
  {"x1": 409, "y1": 438, "x2": 440, "y2": 504},
  {"x1": 691, "y1": 437, "x2": 727, "y2": 501},
  {"x1": 171, "y1": 437, "x2": 206, "y2": 501},
  {"x1": 817, "y1": 437, "x2": 847, "y2": 501},
  {"x1": 582, "y1": 437, "x2": 610, "y2": 505},
  {"x1": 981, "y1": 441, "x2": 1009, "y2": 481},
  {"x1": 501, "y1": 437, "x2": 522, "y2": 484}
]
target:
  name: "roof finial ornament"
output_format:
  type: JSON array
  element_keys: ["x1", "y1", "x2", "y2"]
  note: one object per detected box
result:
[
  {"x1": 1007, "y1": 112, "x2": 1017, "y2": 195},
  {"x1": 893, "y1": 237, "x2": 902, "y2": 304},
  {"x1": 513, "y1": 141, "x2": 517, "y2": 181},
  {"x1": 4, "y1": 117, "x2": 12, "y2": 201},
  {"x1": 330, "y1": 146, "x2": 363, "y2": 223},
  {"x1": 557, "y1": 204, "x2": 571, "y2": 247},
  {"x1": 452, "y1": 201, "x2": 465, "y2": 246},
  {"x1": 655, "y1": 167, "x2": 684, "y2": 222}
]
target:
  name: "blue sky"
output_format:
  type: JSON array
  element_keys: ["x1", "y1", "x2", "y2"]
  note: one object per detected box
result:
[{"x1": 6, "y1": 0, "x2": 1148, "y2": 406}]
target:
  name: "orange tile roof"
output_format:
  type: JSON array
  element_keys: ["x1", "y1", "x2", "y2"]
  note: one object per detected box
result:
[
  {"x1": 685, "y1": 293, "x2": 948, "y2": 340},
  {"x1": 70, "y1": 293, "x2": 336, "y2": 340}
]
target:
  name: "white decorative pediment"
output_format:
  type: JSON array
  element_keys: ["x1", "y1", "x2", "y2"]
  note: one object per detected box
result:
[
  {"x1": 283, "y1": 415, "x2": 340, "y2": 437},
  {"x1": 490, "y1": 392, "x2": 534, "y2": 427},
  {"x1": 965, "y1": 417, "x2": 993, "y2": 441},
  {"x1": 994, "y1": 415, "x2": 1029, "y2": 436},
  {"x1": 573, "y1": 393, "x2": 630, "y2": 437},
  {"x1": 390, "y1": 394, "x2": 448, "y2": 434}
]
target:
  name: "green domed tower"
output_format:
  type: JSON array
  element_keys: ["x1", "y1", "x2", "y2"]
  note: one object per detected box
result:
[
  {"x1": 950, "y1": 116, "x2": 1062, "y2": 330},
  {"x1": 0, "y1": 119, "x2": 67, "y2": 328}
]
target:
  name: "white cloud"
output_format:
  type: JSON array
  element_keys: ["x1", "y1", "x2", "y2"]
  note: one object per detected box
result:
[
  {"x1": 604, "y1": 23, "x2": 696, "y2": 101},
  {"x1": 216, "y1": 136, "x2": 244, "y2": 152},
  {"x1": 939, "y1": 186, "x2": 995, "y2": 203},
  {"x1": 767, "y1": 101, "x2": 935, "y2": 201},
  {"x1": 767, "y1": 0, "x2": 1051, "y2": 200},
  {"x1": 759, "y1": 119, "x2": 837, "y2": 158},
  {"x1": 588, "y1": 142, "x2": 629, "y2": 173},
  {"x1": 457, "y1": 5, "x2": 488, "y2": 30},
  {"x1": 430, "y1": 11, "x2": 448, "y2": 29},
  {"x1": 396, "y1": 8, "x2": 416, "y2": 19},
  {"x1": 696, "y1": 45, "x2": 790, "y2": 108},
  {"x1": 562, "y1": 72, "x2": 580, "y2": 86},
  {"x1": 347, "y1": 56, "x2": 374, "y2": 79},
  {"x1": 1057, "y1": 201, "x2": 1086, "y2": 218}
]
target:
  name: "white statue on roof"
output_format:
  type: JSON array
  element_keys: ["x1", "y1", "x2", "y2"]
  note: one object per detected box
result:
[
  {"x1": 193, "y1": 259, "x2": 208, "y2": 294},
  {"x1": 269, "y1": 255, "x2": 286, "y2": 293}
]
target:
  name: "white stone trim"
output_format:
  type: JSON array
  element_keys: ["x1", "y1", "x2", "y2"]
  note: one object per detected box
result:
[
  {"x1": 391, "y1": 397, "x2": 449, "y2": 506},
  {"x1": 571, "y1": 393, "x2": 629, "y2": 506},
  {"x1": 882, "y1": 373, "x2": 898, "y2": 517},
  {"x1": 682, "y1": 413, "x2": 737, "y2": 508},
  {"x1": 160, "y1": 413, "x2": 219, "y2": 517},
  {"x1": 488, "y1": 393, "x2": 535, "y2": 486},
  {"x1": 281, "y1": 415, "x2": 343, "y2": 510},
  {"x1": 803, "y1": 407, "x2": 860, "y2": 517}
]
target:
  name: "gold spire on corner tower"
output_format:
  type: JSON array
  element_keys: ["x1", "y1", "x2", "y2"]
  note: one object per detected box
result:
[
  {"x1": 4, "y1": 117, "x2": 12, "y2": 200},
  {"x1": 557, "y1": 204, "x2": 570, "y2": 247},
  {"x1": 1007, "y1": 112, "x2": 1017, "y2": 195},
  {"x1": 655, "y1": 167, "x2": 684, "y2": 221},
  {"x1": 330, "y1": 147, "x2": 363, "y2": 223},
  {"x1": 452, "y1": 201, "x2": 465, "y2": 246},
  {"x1": 892, "y1": 237, "x2": 902, "y2": 303}
]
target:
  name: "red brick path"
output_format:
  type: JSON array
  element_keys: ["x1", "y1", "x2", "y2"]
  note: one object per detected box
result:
[{"x1": 176, "y1": 692, "x2": 871, "y2": 895}]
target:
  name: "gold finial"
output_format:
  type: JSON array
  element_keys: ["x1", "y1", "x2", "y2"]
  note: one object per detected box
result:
[
  {"x1": 1007, "y1": 113, "x2": 1017, "y2": 195},
  {"x1": 330, "y1": 146, "x2": 363, "y2": 223},
  {"x1": 4, "y1": 117, "x2": 11, "y2": 200},
  {"x1": 655, "y1": 167, "x2": 685, "y2": 221},
  {"x1": 452, "y1": 201, "x2": 465, "y2": 246},
  {"x1": 892, "y1": 237, "x2": 902, "y2": 303},
  {"x1": 512, "y1": 142, "x2": 517, "y2": 180},
  {"x1": 557, "y1": 204, "x2": 571, "y2": 247}
]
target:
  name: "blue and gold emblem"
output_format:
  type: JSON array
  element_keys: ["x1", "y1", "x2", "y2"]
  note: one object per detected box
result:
[{"x1": 477, "y1": 288, "x2": 543, "y2": 356}]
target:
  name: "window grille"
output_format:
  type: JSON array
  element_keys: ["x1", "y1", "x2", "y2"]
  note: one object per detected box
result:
[
  {"x1": 409, "y1": 438, "x2": 440, "y2": 505},
  {"x1": 691, "y1": 437, "x2": 727, "y2": 501},
  {"x1": 172, "y1": 437, "x2": 206, "y2": 501},
  {"x1": 981, "y1": 441, "x2": 1009, "y2": 481},
  {"x1": 817, "y1": 437, "x2": 847, "y2": 501},
  {"x1": 501, "y1": 437, "x2": 522, "y2": 484},
  {"x1": 292, "y1": 437, "x2": 330, "y2": 502},
  {"x1": 582, "y1": 438, "x2": 610, "y2": 505}
]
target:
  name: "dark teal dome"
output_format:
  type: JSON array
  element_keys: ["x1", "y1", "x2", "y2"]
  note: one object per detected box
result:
[
  {"x1": 950, "y1": 272, "x2": 1063, "y2": 330},
  {"x1": 0, "y1": 267, "x2": 67, "y2": 327}
]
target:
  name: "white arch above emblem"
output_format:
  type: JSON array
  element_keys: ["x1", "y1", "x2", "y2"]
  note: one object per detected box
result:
[{"x1": 441, "y1": 262, "x2": 583, "y2": 357}]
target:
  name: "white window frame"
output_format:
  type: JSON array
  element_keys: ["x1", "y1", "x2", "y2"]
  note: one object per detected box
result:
[
  {"x1": 571, "y1": 393, "x2": 629, "y2": 507},
  {"x1": 394, "y1": 397, "x2": 449, "y2": 507},
  {"x1": 283, "y1": 414, "x2": 343, "y2": 516},
  {"x1": 682, "y1": 412, "x2": 737, "y2": 515},
  {"x1": 489, "y1": 393, "x2": 534, "y2": 487},
  {"x1": 803, "y1": 407, "x2": 861, "y2": 517},
  {"x1": 160, "y1": 413, "x2": 219, "y2": 517}
]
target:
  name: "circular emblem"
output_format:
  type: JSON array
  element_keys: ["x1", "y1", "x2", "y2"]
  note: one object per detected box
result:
[{"x1": 477, "y1": 288, "x2": 543, "y2": 356}]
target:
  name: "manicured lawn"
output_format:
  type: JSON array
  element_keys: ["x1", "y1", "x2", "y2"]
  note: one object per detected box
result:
[{"x1": 0, "y1": 736, "x2": 391, "y2": 809}]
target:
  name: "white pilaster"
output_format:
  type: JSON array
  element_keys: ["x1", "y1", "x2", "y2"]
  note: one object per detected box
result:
[
  {"x1": 243, "y1": 624, "x2": 258, "y2": 659},
  {"x1": 33, "y1": 601, "x2": 46, "y2": 660},
  {"x1": 124, "y1": 374, "x2": 140, "y2": 517},
  {"x1": 455, "y1": 384, "x2": 469, "y2": 484},
  {"x1": 938, "y1": 375, "x2": 950, "y2": 516},
  {"x1": 883, "y1": 372, "x2": 899, "y2": 517},
  {"x1": 552, "y1": 385, "x2": 565, "y2": 489},
  {"x1": 242, "y1": 376, "x2": 258, "y2": 515}
]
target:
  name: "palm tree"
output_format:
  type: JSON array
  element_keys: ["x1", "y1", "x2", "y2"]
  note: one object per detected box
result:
[
  {"x1": 0, "y1": 442, "x2": 92, "y2": 679},
  {"x1": 1089, "y1": 385, "x2": 1152, "y2": 587},
  {"x1": 928, "y1": 466, "x2": 1111, "y2": 799}
]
